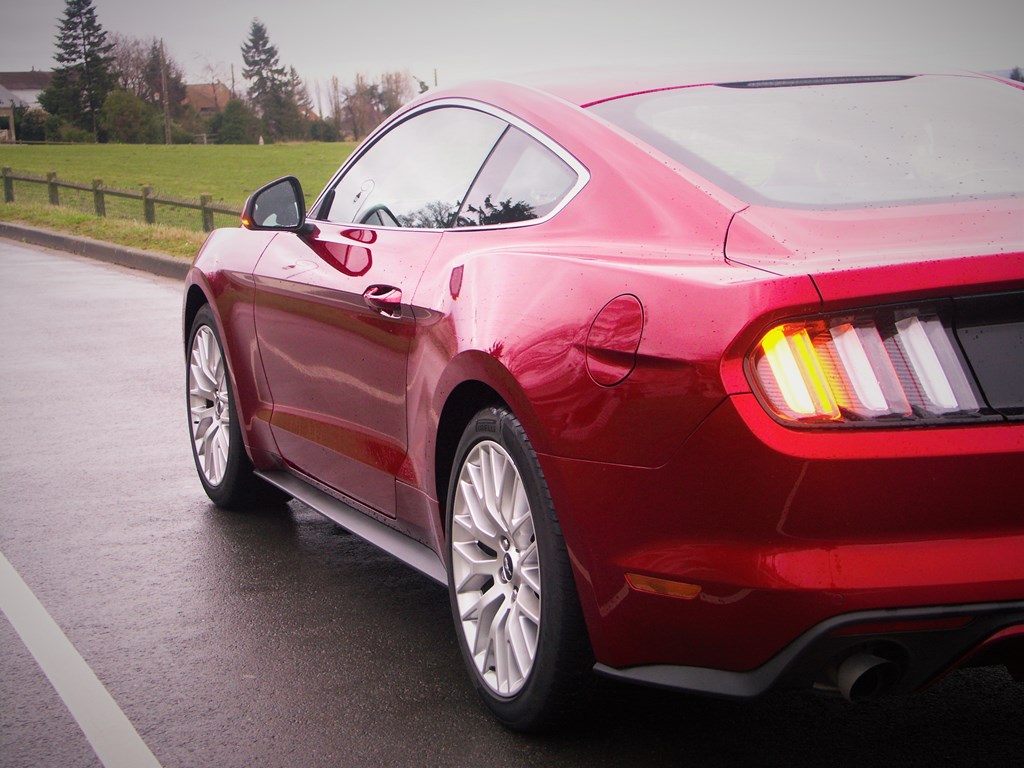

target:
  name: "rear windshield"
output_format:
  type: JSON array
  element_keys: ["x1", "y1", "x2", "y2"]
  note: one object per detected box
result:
[{"x1": 589, "y1": 75, "x2": 1024, "y2": 208}]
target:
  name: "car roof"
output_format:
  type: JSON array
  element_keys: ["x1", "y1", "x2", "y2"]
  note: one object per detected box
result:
[{"x1": 503, "y1": 65, "x2": 994, "y2": 107}]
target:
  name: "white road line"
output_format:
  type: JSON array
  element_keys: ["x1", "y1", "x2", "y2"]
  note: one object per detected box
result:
[{"x1": 0, "y1": 550, "x2": 163, "y2": 768}]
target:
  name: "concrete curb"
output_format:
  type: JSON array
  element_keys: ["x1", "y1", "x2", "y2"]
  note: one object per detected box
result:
[{"x1": 0, "y1": 221, "x2": 191, "y2": 280}]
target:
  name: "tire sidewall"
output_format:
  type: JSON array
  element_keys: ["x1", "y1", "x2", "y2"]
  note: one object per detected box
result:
[
  {"x1": 186, "y1": 305, "x2": 249, "y2": 507},
  {"x1": 445, "y1": 406, "x2": 576, "y2": 730}
]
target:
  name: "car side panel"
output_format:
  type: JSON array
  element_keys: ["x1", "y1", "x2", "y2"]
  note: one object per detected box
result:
[
  {"x1": 252, "y1": 223, "x2": 441, "y2": 517},
  {"x1": 402, "y1": 229, "x2": 823, "y2": 632}
]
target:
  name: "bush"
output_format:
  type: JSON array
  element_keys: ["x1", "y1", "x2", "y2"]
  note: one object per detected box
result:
[
  {"x1": 14, "y1": 108, "x2": 48, "y2": 142},
  {"x1": 101, "y1": 90, "x2": 160, "y2": 143},
  {"x1": 170, "y1": 123, "x2": 195, "y2": 144},
  {"x1": 45, "y1": 118, "x2": 96, "y2": 143},
  {"x1": 208, "y1": 99, "x2": 262, "y2": 144},
  {"x1": 309, "y1": 119, "x2": 339, "y2": 142}
]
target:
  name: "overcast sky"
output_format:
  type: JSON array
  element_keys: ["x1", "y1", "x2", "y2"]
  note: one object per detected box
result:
[{"x1": 2, "y1": 0, "x2": 1022, "y2": 100}]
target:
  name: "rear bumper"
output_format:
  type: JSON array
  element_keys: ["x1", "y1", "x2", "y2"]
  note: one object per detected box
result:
[
  {"x1": 540, "y1": 393, "x2": 1024, "y2": 686},
  {"x1": 594, "y1": 601, "x2": 1024, "y2": 699}
]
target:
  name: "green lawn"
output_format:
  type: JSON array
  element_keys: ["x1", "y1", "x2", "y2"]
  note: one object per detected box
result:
[
  {"x1": 0, "y1": 142, "x2": 357, "y2": 251},
  {"x1": 0, "y1": 142, "x2": 357, "y2": 206},
  {"x1": 0, "y1": 202, "x2": 208, "y2": 259}
]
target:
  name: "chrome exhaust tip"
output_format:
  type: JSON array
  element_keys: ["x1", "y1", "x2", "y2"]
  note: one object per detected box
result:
[{"x1": 836, "y1": 652, "x2": 902, "y2": 702}]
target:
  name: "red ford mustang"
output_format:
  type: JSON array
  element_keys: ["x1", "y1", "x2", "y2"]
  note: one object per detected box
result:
[{"x1": 184, "y1": 69, "x2": 1024, "y2": 731}]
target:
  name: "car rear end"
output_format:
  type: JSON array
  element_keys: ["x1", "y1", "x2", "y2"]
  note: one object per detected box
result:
[{"x1": 572, "y1": 72, "x2": 1024, "y2": 700}]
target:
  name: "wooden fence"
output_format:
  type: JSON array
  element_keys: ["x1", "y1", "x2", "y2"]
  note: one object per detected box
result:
[{"x1": 1, "y1": 167, "x2": 240, "y2": 232}]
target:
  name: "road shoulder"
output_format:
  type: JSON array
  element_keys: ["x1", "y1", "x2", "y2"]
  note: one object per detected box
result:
[{"x1": 0, "y1": 221, "x2": 189, "y2": 280}]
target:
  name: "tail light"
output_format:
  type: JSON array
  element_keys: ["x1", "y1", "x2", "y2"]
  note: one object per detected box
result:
[{"x1": 749, "y1": 305, "x2": 993, "y2": 426}]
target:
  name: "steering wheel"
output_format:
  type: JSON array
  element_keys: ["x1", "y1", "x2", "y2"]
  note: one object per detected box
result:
[{"x1": 359, "y1": 204, "x2": 401, "y2": 227}]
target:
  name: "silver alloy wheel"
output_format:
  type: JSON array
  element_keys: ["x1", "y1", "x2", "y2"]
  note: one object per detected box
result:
[
  {"x1": 188, "y1": 325, "x2": 231, "y2": 487},
  {"x1": 451, "y1": 440, "x2": 541, "y2": 697}
]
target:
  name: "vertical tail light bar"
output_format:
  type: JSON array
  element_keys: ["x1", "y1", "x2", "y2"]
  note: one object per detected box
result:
[
  {"x1": 760, "y1": 326, "x2": 840, "y2": 419},
  {"x1": 749, "y1": 306, "x2": 987, "y2": 426}
]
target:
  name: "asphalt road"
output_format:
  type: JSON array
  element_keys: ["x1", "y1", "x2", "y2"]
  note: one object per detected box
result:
[{"x1": 1, "y1": 240, "x2": 1021, "y2": 767}]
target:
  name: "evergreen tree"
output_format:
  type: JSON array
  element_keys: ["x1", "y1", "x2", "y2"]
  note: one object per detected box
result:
[
  {"x1": 240, "y1": 20, "x2": 310, "y2": 140},
  {"x1": 38, "y1": 0, "x2": 116, "y2": 140},
  {"x1": 143, "y1": 41, "x2": 187, "y2": 119},
  {"x1": 1010, "y1": 67, "x2": 1024, "y2": 83},
  {"x1": 287, "y1": 67, "x2": 314, "y2": 119},
  {"x1": 281, "y1": 66, "x2": 312, "y2": 139},
  {"x1": 241, "y1": 20, "x2": 285, "y2": 131}
]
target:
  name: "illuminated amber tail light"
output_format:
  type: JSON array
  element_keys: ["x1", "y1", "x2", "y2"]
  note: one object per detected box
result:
[{"x1": 749, "y1": 307, "x2": 985, "y2": 426}]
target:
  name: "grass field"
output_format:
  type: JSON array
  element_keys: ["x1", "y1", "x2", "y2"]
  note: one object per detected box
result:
[
  {"x1": 0, "y1": 143, "x2": 357, "y2": 205},
  {"x1": 0, "y1": 202, "x2": 209, "y2": 259},
  {"x1": 0, "y1": 142, "x2": 358, "y2": 249}
]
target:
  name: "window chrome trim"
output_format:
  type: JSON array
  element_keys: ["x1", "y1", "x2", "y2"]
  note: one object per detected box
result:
[{"x1": 310, "y1": 97, "x2": 591, "y2": 232}]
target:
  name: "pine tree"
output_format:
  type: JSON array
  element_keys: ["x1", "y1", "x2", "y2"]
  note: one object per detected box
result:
[
  {"x1": 240, "y1": 20, "x2": 310, "y2": 140},
  {"x1": 38, "y1": 0, "x2": 115, "y2": 140},
  {"x1": 241, "y1": 20, "x2": 286, "y2": 129}
]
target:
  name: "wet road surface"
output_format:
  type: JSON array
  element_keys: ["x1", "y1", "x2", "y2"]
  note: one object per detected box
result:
[{"x1": 1, "y1": 241, "x2": 1021, "y2": 767}]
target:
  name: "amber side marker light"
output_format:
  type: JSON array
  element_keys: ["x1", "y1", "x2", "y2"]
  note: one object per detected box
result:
[
  {"x1": 626, "y1": 573, "x2": 703, "y2": 600},
  {"x1": 750, "y1": 307, "x2": 982, "y2": 426}
]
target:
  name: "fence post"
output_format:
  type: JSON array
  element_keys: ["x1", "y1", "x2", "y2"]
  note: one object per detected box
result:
[
  {"x1": 200, "y1": 194, "x2": 215, "y2": 232},
  {"x1": 47, "y1": 171, "x2": 59, "y2": 206},
  {"x1": 2, "y1": 167, "x2": 12, "y2": 203},
  {"x1": 143, "y1": 186, "x2": 155, "y2": 224},
  {"x1": 92, "y1": 179, "x2": 106, "y2": 217}
]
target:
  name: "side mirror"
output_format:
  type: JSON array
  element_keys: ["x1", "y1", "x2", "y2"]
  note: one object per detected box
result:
[{"x1": 242, "y1": 176, "x2": 311, "y2": 232}]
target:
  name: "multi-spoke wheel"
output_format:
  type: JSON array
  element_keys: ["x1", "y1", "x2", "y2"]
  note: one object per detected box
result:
[
  {"x1": 451, "y1": 439, "x2": 542, "y2": 696},
  {"x1": 446, "y1": 406, "x2": 592, "y2": 732},
  {"x1": 189, "y1": 322, "x2": 231, "y2": 487},
  {"x1": 186, "y1": 305, "x2": 287, "y2": 509}
]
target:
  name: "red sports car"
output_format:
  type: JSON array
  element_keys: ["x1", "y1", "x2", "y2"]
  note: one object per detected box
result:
[{"x1": 184, "y1": 69, "x2": 1024, "y2": 731}]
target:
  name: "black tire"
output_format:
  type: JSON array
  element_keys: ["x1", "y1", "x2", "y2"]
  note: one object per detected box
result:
[
  {"x1": 186, "y1": 305, "x2": 288, "y2": 509},
  {"x1": 445, "y1": 406, "x2": 593, "y2": 732}
]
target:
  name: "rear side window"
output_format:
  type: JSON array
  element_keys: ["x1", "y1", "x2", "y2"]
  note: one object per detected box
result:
[
  {"x1": 323, "y1": 107, "x2": 506, "y2": 227},
  {"x1": 455, "y1": 127, "x2": 579, "y2": 227}
]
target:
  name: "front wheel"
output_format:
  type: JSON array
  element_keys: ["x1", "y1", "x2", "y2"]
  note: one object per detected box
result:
[
  {"x1": 446, "y1": 406, "x2": 592, "y2": 732},
  {"x1": 186, "y1": 305, "x2": 287, "y2": 509}
]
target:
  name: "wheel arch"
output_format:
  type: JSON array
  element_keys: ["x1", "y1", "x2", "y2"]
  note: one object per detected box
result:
[
  {"x1": 434, "y1": 379, "x2": 509, "y2": 520},
  {"x1": 183, "y1": 282, "x2": 210, "y2": 352}
]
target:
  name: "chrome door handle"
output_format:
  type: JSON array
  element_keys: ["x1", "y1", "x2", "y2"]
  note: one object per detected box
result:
[{"x1": 363, "y1": 285, "x2": 403, "y2": 315}]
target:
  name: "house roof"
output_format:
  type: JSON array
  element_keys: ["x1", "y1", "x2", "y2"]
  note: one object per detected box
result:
[
  {"x1": 0, "y1": 85, "x2": 19, "y2": 107},
  {"x1": 0, "y1": 71, "x2": 52, "y2": 91},
  {"x1": 184, "y1": 82, "x2": 232, "y2": 112}
]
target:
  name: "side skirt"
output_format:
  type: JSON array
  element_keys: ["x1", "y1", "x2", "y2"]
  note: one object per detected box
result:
[{"x1": 255, "y1": 469, "x2": 447, "y2": 586}]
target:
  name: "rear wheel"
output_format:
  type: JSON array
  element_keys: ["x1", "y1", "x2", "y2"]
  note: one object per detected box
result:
[
  {"x1": 186, "y1": 305, "x2": 287, "y2": 508},
  {"x1": 446, "y1": 406, "x2": 592, "y2": 732}
]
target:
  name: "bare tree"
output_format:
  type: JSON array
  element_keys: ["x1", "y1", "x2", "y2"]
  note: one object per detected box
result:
[
  {"x1": 328, "y1": 75, "x2": 345, "y2": 135},
  {"x1": 111, "y1": 33, "x2": 148, "y2": 96},
  {"x1": 110, "y1": 33, "x2": 186, "y2": 118},
  {"x1": 311, "y1": 78, "x2": 323, "y2": 120},
  {"x1": 378, "y1": 70, "x2": 414, "y2": 115},
  {"x1": 340, "y1": 70, "x2": 417, "y2": 140}
]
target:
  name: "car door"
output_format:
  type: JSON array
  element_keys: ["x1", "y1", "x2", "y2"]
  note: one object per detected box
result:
[{"x1": 252, "y1": 106, "x2": 508, "y2": 516}]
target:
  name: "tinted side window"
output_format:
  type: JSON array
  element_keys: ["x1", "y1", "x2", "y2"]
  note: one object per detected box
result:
[
  {"x1": 456, "y1": 127, "x2": 578, "y2": 227},
  {"x1": 324, "y1": 107, "x2": 506, "y2": 228}
]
